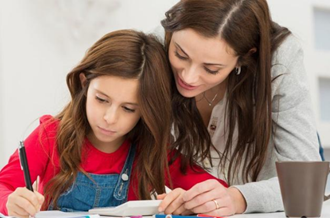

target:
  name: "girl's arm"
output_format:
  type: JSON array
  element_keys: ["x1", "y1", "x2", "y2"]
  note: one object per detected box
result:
[
  {"x1": 0, "y1": 115, "x2": 57, "y2": 216},
  {"x1": 166, "y1": 151, "x2": 227, "y2": 190}
]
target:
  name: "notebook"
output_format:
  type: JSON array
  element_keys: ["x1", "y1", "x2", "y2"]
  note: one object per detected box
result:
[
  {"x1": 89, "y1": 200, "x2": 162, "y2": 216},
  {"x1": 35, "y1": 210, "x2": 100, "y2": 218}
]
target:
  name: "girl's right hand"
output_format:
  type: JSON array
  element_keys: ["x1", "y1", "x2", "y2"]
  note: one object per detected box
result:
[
  {"x1": 6, "y1": 187, "x2": 44, "y2": 218},
  {"x1": 158, "y1": 188, "x2": 192, "y2": 215}
]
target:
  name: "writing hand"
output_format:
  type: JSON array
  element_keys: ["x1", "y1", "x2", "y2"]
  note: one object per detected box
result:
[
  {"x1": 6, "y1": 187, "x2": 44, "y2": 218},
  {"x1": 158, "y1": 188, "x2": 191, "y2": 215}
]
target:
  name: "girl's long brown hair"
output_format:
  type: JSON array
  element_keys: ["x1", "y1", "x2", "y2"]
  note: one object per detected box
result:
[
  {"x1": 162, "y1": 0, "x2": 290, "y2": 184},
  {"x1": 43, "y1": 30, "x2": 172, "y2": 208}
]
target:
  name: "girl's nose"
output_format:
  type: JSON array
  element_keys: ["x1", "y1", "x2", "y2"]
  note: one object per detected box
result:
[{"x1": 104, "y1": 107, "x2": 118, "y2": 124}]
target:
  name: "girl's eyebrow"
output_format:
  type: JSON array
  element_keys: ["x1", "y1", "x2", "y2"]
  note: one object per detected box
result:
[
  {"x1": 175, "y1": 42, "x2": 226, "y2": 67},
  {"x1": 94, "y1": 89, "x2": 109, "y2": 98}
]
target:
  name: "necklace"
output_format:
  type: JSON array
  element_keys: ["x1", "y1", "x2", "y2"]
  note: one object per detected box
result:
[{"x1": 203, "y1": 92, "x2": 218, "y2": 107}]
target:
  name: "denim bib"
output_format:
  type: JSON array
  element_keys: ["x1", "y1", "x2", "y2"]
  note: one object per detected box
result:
[{"x1": 48, "y1": 143, "x2": 136, "y2": 212}]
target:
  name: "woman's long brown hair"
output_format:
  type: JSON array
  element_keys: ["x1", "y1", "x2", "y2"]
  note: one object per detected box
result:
[
  {"x1": 43, "y1": 30, "x2": 173, "y2": 208},
  {"x1": 162, "y1": 0, "x2": 290, "y2": 184}
]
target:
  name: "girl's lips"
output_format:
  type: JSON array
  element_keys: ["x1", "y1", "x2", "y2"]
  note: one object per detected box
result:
[
  {"x1": 177, "y1": 77, "x2": 199, "y2": 90},
  {"x1": 98, "y1": 126, "x2": 116, "y2": 135}
]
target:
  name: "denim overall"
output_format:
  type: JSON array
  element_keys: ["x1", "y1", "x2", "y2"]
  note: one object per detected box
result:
[{"x1": 48, "y1": 144, "x2": 136, "y2": 212}]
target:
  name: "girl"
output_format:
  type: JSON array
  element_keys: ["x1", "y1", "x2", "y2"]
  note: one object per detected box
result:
[
  {"x1": 0, "y1": 29, "x2": 227, "y2": 218},
  {"x1": 158, "y1": 0, "x2": 321, "y2": 216}
]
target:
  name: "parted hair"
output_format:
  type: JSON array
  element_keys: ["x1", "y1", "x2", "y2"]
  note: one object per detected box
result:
[
  {"x1": 162, "y1": 0, "x2": 290, "y2": 184},
  {"x1": 43, "y1": 29, "x2": 173, "y2": 208}
]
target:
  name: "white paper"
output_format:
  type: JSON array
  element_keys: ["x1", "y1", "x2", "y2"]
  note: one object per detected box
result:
[{"x1": 35, "y1": 210, "x2": 100, "y2": 218}]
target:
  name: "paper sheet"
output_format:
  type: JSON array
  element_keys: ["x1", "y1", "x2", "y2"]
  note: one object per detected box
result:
[{"x1": 35, "y1": 210, "x2": 100, "y2": 218}]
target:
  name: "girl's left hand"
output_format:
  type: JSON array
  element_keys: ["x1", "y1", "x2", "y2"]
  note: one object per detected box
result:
[{"x1": 157, "y1": 188, "x2": 192, "y2": 215}]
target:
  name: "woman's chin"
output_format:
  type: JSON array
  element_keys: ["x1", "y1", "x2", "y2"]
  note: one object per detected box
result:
[{"x1": 177, "y1": 88, "x2": 199, "y2": 99}]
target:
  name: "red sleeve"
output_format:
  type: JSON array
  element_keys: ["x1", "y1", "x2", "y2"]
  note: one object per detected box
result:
[
  {"x1": 0, "y1": 115, "x2": 58, "y2": 215},
  {"x1": 166, "y1": 150, "x2": 228, "y2": 190}
]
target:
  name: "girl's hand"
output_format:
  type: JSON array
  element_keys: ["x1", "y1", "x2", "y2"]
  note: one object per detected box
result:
[
  {"x1": 183, "y1": 179, "x2": 246, "y2": 216},
  {"x1": 6, "y1": 187, "x2": 44, "y2": 218},
  {"x1": 157, "y1": 188, "x2": 192, "y2": 215}
]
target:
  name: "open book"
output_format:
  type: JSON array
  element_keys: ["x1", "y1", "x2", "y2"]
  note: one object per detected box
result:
[{"x1": 89, "y1": 200, "x2": 162, "y2": 216}]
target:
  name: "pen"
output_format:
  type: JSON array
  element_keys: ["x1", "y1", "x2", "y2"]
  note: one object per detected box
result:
[{"x1": 18, "y1": 141, "x2": 33, "y2": 191}]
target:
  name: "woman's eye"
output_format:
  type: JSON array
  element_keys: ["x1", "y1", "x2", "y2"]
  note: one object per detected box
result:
[
  {"x1": 96, "y1": 96, "x2": 108, "y2": 103},
  {"x1": 123, "y1": 106, "x2": 135, "y2": 113},
  {"x1": 174, "y1": 51, "x2": 188, "y2": 60},
  {"x1": 204, "y1": 67, "x2": 220, "y2": 75}
]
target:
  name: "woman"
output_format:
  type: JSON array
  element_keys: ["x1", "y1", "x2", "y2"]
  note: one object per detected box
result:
[{"x1": 159, "y1": 0, "x2": 321, "y2": 216}]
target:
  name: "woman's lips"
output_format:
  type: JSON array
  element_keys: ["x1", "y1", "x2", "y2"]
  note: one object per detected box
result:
[{"x1": 177, "y1": 77, "x2": 199, "y2": 91}]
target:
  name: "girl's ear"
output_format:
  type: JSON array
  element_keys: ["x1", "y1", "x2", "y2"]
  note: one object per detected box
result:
[{"x1": 79, "y1": 73, "x2": 87, "y2": 88}]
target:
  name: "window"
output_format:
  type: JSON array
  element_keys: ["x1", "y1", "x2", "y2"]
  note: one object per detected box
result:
[
  {"x1": 319, "y1": 77, "x2": 330, "y2": 122},
  {"x1": 314, "y1": 8, "x2": 330, "y2": 51}
]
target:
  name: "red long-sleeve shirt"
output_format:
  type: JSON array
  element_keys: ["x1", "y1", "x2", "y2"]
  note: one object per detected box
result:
[{"x1": 0, "y1": 115, "x2": 227, "y2": 215}]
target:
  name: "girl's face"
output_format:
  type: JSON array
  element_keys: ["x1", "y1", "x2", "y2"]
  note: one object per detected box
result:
[
  {"x1": 84, "y1": 75, "x2": 141, "y2": 153},
  {"x1": 168, "y1": 28, "x2": 239, "y2": 98}
]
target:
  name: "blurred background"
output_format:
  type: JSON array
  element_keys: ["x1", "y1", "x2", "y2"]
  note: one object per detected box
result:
[{"x1": 0, "y1": 0, "x2": 329, "y2": 178}]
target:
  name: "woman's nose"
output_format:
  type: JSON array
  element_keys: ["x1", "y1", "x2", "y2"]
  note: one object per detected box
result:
[{"x1": 181, "y1": 64, "x2": 199, "y2": 84}]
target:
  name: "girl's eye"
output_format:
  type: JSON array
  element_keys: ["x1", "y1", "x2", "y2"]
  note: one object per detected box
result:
[
  {"x1": 204, "y1": 67, "x2": 220, "y2": 75},
  {"x1": 123, "y1": 106, "x2": 135, "y2": 113},
  {"x1": 96, "y1": 96, "x2": 108, "y2": 103},
  {"x1": 174, "y1": 51, "x2": 188, "y2": 60}
]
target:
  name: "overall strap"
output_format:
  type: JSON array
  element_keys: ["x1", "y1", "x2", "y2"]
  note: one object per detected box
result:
[{"x1": 113, "y1": 143, "x2": 136, "y2": 200}]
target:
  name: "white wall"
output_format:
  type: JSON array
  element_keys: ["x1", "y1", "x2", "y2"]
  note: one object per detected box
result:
[
  {"x1": 1, "y1": 0, "x2": 330, "y2": 169},
  {"x1": 0, "y1": 0, "x2": 179, "y2": 169},
  {"x1": 0, "y1": 1, "x2": 4, "y2": 169}
]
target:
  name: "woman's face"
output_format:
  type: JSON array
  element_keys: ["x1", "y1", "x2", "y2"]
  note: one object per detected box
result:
[{"x1": 168, "y1": 28, "x2": 239, "y2": 98}]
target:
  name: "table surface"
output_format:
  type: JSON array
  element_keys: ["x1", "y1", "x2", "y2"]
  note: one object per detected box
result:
[
  {"x1": 29, "y1": 200, "x2": 330, "y2": 218},
  {"x1": 230, "y1": 200, "x2": 330, "y2": 218}
]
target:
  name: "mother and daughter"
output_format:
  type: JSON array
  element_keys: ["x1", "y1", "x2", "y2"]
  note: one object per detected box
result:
[{"x1": 0, "y1": 0, "x2": 321, "y2": 217}]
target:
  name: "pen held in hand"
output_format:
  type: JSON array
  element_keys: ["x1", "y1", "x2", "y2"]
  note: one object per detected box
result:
[{"x1": 18, "y1": 141, "x2": 33, "y2": 191}]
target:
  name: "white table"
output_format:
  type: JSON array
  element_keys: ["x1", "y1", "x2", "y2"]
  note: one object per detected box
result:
[
  {"x1": 230, "y1": 201, "x2": 330, "y2": 218},
  {"x1": 29, "y1": 201, "x2": 330, "y2": 218}
]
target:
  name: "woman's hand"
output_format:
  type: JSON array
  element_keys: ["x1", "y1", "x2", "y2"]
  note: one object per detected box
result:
[
  {"x1": 6, "y1": 187, "x2": 44, "y2": 218},
  {"x1": 157, "y1": 188, "x2": 192, "y2": 215},
  {"x1": 182, "y1": 179, "x2": 246, "y2": 216}
]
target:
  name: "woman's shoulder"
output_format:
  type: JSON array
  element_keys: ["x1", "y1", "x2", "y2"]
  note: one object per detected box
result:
[
  {"x1": 271, "y1": 34, "x2": 304, "y2": 68},
  {"x1": 270, "y1": 34, "x2": 310, "y2": 106},
  {"x1": 271, "y1": 34, "x2": 306, "y2": 80}
]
